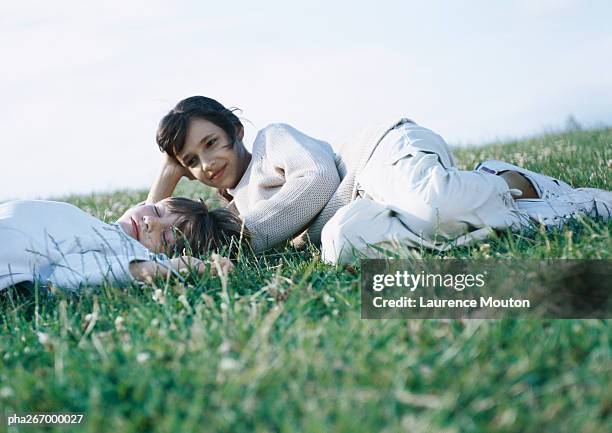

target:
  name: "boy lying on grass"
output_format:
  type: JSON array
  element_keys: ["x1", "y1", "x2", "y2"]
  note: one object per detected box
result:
[{"x1": 0, "y1": 197, "x2": 248, "y2": 292}]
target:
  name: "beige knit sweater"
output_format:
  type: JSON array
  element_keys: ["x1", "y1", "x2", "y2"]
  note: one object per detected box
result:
[{"x1": 228, "y1": 119, "x2": 412, "y2": 252}]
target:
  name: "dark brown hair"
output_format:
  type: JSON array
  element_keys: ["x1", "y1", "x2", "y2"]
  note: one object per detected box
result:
[
  {"x1": 156, "y1": 96, "x2": 243, "y2": 159},
  {"x1": 164, "y1": 197, "x2": 250, "y2": 257}
]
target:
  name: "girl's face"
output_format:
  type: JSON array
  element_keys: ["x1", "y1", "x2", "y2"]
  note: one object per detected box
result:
[
  {"x1": 176, "y1": 118, "x2": 248, "y2": 189},
  {"x1": 116, "y1": 199, "x2": 180, "y2": 253}
]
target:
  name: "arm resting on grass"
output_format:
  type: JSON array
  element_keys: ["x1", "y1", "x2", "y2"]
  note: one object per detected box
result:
[
  {"x1": 48, "y1": 251, "x2": 232, "y2": 289},
  {"x1": 129, "y1": 255, "x2": 234, "y2": 282}
]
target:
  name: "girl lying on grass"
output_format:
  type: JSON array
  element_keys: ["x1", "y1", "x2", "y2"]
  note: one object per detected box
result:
[
  {"x1": 0, "y1": 197, "x2": 247, "y2": 292},
  {"x1": 147, "y1": 96, "x2": 611, "y2": 263}
]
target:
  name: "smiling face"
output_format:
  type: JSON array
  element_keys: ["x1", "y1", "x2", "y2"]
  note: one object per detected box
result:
[
  {"x1": 176, "y1": 118, "x2": 249, "y2": 189},
  {"x1": 116, "y1": 199, "x2": 180, "y2": 253}
]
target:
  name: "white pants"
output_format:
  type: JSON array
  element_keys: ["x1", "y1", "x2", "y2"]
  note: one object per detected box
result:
[{"x1": 321, "y1": 123, "x2": 611, "y2": 264}]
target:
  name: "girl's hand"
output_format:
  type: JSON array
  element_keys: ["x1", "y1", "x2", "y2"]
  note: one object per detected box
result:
[
  {"x1": 162, "y1": 153, "x2": 195, "y2": 180},
  {"x1": 147, "y1": 153, "x2": 195, "y2": 203}
]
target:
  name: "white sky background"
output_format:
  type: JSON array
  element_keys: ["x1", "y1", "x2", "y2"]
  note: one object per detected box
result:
[{"x1": 1, "y1": 0, "x2": 611, "y2": 200}]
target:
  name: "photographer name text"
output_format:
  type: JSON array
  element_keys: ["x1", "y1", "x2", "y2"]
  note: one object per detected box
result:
[
  {"x1": 372, "y1": 296, "x2": 530, "y2": 309},
  {"x1": 369, "y1": 271, "x2": 530, "y2": 309}
]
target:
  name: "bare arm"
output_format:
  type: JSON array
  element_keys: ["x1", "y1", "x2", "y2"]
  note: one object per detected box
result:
[
  {"x1": 146, "y1": 154, "x2": 193, "y2": 204},
  {"x1": 129, "y1": 254, "x2": 234, "y2": 282}
]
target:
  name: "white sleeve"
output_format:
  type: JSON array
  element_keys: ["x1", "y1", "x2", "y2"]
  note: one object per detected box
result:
[
  {"x1": 47, "y1": 251, "x2": 168, "y2": 291},
  {"x1": 241, "y1": 124, "x2": 341, "y2": 251}
]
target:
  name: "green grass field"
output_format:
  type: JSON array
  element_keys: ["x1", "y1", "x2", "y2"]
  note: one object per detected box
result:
[{"x1": 1, "y1": 128, "x2": 611, "y2": 433}]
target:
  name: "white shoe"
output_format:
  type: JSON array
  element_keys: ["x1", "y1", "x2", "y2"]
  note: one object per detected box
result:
[
  {"x1": 515, "y1": 189, "x2": 612, "y2": 228},
  {"x1": 474, "y1": 160, "x2": 574, "y2": 200}
]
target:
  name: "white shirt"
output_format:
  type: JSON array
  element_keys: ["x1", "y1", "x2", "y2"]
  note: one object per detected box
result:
[
  {"x1": 228, "y1": 123, "x2": 341, "y2": 251},
  {"x1": 226, "y1": 119, "x2": 415, "y2": 252},
  {"x1": 0, "y1": 200, "x2": 166, "y2": 291}
]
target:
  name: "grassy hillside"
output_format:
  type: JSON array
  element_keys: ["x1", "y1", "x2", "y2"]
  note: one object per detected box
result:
[{"x1": 1, "y1": 128, "x2": 610, "y2": 433}]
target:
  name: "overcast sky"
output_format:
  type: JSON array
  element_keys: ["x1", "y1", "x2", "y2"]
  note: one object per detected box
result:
[{"x1": 1, "y1": 0, "x2": 611, "y2": 200}]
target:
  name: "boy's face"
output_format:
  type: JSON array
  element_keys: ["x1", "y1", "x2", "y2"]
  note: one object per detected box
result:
[
  {"x1": 175, "y1": 118, "x2": 245, "y2": 189},
  {"x1": 116, "y1": 198, "x2": 180, "y2": 253}
]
